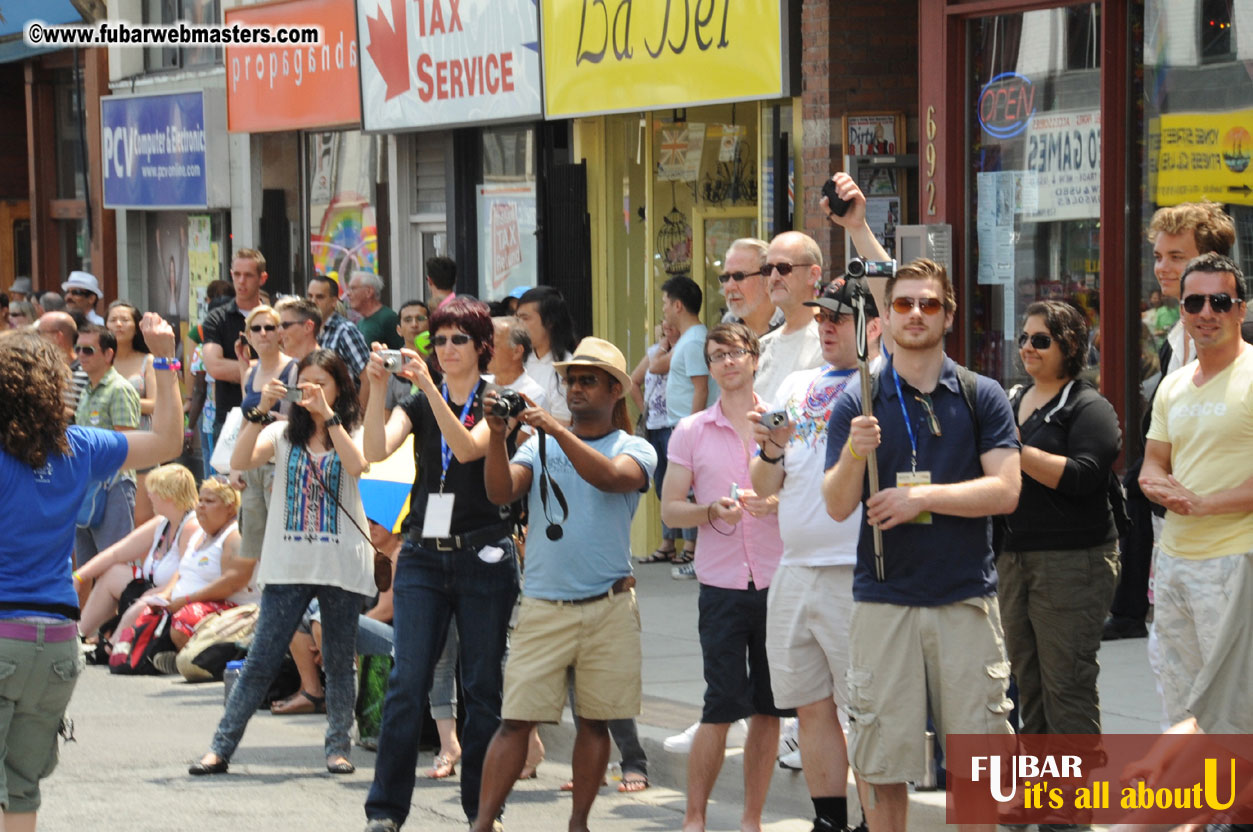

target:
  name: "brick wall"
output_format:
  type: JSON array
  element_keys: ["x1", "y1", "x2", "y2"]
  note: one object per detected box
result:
[{"x1": 801, "y1": 0, "x2": 919, "y2": 275}]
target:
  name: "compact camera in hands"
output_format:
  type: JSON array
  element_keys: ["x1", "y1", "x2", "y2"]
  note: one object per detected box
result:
[
  {"x1": 761, "y1": 410, "x2": 789, "y2": 429},
  {"x1": 378, "y1": 350, "x2": 406, "y2": 373},
  {"x1": 282, "y1": 384, "x2": 303, "y2": 403},
  {"x1": 846, "y1": 258, "x2": 897, "y2": 278},
  {"x1": 491, "y1": 390, "x2": 527, "y2": 419}
]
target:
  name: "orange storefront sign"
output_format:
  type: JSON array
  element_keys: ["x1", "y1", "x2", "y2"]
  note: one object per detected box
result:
[{"x1": 225, "y1": 0, "x2": 361, "y2": 133}]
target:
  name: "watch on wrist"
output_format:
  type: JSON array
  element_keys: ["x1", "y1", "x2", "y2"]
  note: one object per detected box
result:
[
  {"x1": 244, "y1": 407, "x2": 276, "y2": 425},
  {"x1": 324, "y1": 413, "x2": 342, "y2": 428}
]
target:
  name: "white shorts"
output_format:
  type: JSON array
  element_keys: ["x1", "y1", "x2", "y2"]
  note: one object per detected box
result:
[{"x1": 766, "y1": 563, "x2": 854, "y2": 710}]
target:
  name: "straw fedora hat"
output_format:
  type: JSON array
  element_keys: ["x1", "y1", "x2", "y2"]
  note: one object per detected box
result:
[{"x1": 553, "y1": 337, "x2": 632, "y2": 399}]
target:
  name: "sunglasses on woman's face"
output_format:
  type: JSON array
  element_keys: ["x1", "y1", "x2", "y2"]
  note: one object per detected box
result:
[
  {"x1": 250, "y1": 324, "x2": 278, "y2": 333},
  {"x1": 1017, "y1": 332, "x2": 1053, "y2": 350},
  {"x1": 1182, "y1": 292, "x2": 1238, "y2": 314},
  {"x1": 431, "y1": 333, "x2": 472, "y2": 347}
]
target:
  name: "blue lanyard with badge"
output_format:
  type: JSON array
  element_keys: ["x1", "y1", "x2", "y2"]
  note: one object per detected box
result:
[
  {"x1": 890, "y1": 365, "x2": 933, "y2": 524},
  {"x1": 422, "y1": 380, "x2": 481, "y2": 539}
]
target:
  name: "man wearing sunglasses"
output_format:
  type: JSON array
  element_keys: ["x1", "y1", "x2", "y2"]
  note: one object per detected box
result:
[
  {"x1": 718, "y1": 238, "x2": 783, "y2": 337},
  {"x1": 1140, "y1": 252, "x2": 1253, "y2": 728},
  {"x1": 73, "y1": 324, "x2": 142, "y2": 578},
  {"x1": 823, "y1": 258, "x2": 1021, "y2": 832},
  {"x1": 61, "y1": 271, "x2": 105, "y2": 325},
  {"x1": 753, "y1": 232, "x2": 828, "y2": 403}
]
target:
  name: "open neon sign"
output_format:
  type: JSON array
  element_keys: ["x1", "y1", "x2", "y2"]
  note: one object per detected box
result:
[{"x1": 978, "y1": 72, "x2": 1036, "y2": 139}]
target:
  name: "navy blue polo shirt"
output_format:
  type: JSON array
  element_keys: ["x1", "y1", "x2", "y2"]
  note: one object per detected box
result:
[{"x1": 825, "y1": 355, "x2": 1019, "y2": 607}]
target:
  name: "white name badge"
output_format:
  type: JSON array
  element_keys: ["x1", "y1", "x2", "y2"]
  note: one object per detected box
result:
[
  {"x1": 422, "y1": 493, "x2": 456, "y2": 539},
  {"x1": 896, "y1": 470, "x2": 933, "y2": 525}
]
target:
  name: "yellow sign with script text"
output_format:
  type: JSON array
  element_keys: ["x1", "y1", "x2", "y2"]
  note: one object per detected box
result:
[
  {"x1": 541, "y1": 0, "x2": 786, "y2": 118},
  {"x1": 1151, "y1": 109, "x2": 1253, "y2": 206}
]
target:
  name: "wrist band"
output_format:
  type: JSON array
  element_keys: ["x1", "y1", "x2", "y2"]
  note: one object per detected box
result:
[
  {"x1": 152, "y1": 356, "x2": 181, "y2": 372},
  {"x1": 847, "y1": 437, "x2": 865, "y2": 460},
  {"x1": 758, "y1": 447, "x2": 783, "y2": 464},
  {"x1": 73, "y1": 570, "x2": 83, "y2": 584}
]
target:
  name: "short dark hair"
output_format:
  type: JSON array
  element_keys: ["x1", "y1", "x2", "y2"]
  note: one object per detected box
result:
[
  {"x1": 517, "y1": 286, "x2": 577, "y2": 358},
  {"x1": 310, "y1": 273, "x2": 339, "y2": 297},
  {"x1": 399, "y1": 299, "x2": 430, "y2": 318},
  {"x1": 275, "y1": 297, "x2": 323, "y2": 335},
  {"x1": 661, "y1": 276, "x2": 702, "y2": 316},
  {"x1": 704, "y1": 322, "x2": 760, "y2": 367},
  {"x1": 1180, "y1": 251, "x2": 1248, "y2": 301},
  {"x1": 429, "y1": 297, "x2": 494, "y2": 371},
  {"x1": 426, "y1": 256, "x2": 457, "y2": 292},
  {"x1": 79, "y1": 323, "x2": 117, "y2": 357},
  {"x1": 1023, "y1": 301, "x2": 1089, "y2": 379}
]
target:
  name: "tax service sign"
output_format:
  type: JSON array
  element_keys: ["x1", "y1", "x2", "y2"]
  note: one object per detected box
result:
[
  {"x1": 356, "y1": 0, "x2": 543, "y2": 131},
  {"x1": 540, "y1": 0, "x2": 787, "y2": 118}
]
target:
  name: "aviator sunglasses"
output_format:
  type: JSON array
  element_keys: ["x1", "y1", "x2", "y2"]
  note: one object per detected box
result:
[
  {"x1": 1182, "y1": 292, "x2": 1239, "y2": 314},
  {"x1": 891, "y1": 297, "x2": 945, "y2": 315},
  {"x1": 1017, "y1": 332, "x2": 1053, "y2": 350}
]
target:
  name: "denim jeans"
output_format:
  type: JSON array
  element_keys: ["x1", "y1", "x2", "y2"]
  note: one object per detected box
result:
[
  {"x1": 366, "y1": 537, "x2": 519, "y2": 825},
  {"x1": 647, "y1": 427, "x2": 695, "y2": 542},
  {"x1": 430, "y1": 620, "x2": 459, "y2": 720},
  {"x1": 209, "y1": 583, "x2": 366, "y2": 761},
  {"x1": 355, "y1": 615, "x2": 394, "y2": 657}
]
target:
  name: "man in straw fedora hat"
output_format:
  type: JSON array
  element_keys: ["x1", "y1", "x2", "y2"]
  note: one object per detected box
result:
[{"x1": 473, "y1": 336, "x2": 658, "y2": 832}]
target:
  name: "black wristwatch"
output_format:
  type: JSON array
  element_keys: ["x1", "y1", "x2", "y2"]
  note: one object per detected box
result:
[
  {"x1": 324, "y1": 414, "x2": 342, "y2": 428},
  {"x1": 244, "y1": 407, "x2": 276, "y2": 425},
  {"x1": 758, "y1": 447, "x2": 784, "y2": 464}
]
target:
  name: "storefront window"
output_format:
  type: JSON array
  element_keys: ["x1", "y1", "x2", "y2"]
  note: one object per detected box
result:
[
  {"x1": 477, "y1": 125, "x2": 537, "y2": 303},
  {"x1": 968, "y1": 6, "x2": 1101, "y2": 387},
  {"x1": 307, "y1": 131, "x2": 384, "y2": 285}
]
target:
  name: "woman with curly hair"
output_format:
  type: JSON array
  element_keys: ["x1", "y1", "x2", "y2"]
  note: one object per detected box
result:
[
  {"x1": 190, "y1": 348, "x2": 374, "y2": 777},
  {"x1": 1000, "y1": 300, "x2": 1123, "y2": 736},
  {"x1": 0, "y1": 316, "x2": 182, "y2": 830}
]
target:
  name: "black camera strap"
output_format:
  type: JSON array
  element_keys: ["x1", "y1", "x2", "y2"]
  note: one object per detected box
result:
[{"x1": 537, "y1": 429, "x2": 569, "y2": 541}]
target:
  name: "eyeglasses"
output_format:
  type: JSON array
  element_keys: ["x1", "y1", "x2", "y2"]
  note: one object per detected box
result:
[
  {"x1": 717, "y1": 270, "x2": 762, "y2": 284},
  {"x1": 431, "y1": 333, "x2": 472, "y2": 346},
  {"x1": 566, "y1": 373, "x2": 601, "y2": 388},
  {"x1": 707, "y1": 348, "x2": 752, "y2": 363},
  {"x1": 73, "y1": 345, "x2": 97, "y2": 356},
  {"x1": 814, "y1": 310, "x2": 849, "y2": 326},
  {"x1": 1182, "y1": 292, "x2": 1239, "y2": 314},
  {"x1": 760, "y1": 262, "x2": 814, "y2": 278},
  {"x1": 1017, "y1": 332, "x2": 1053, "y2": 350},
  {"x1": 250, "y1": 324, "x2": 278, "y2": 333},
  {"x1": 890, "y1": 297, "x2": 945, "y2": 315}
]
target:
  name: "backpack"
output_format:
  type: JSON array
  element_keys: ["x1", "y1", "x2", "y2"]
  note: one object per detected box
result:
[
  {"x1": 109, "y1": 610, "x2": 176, "y2": 675},
  {"x1": 175, "y1": 603, "x2": 259, "y2": 682}
]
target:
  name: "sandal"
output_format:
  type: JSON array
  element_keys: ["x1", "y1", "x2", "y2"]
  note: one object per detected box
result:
[
  {"x1": 326, "y1": 756, "x2": 355, "y2": 775},
  {"x1": 639, "y1": 545, "x2": 677, "y2": 564},
  {"x1": 671, "y1": 550, "x2": 694, "y2": 565},
  {"x1": 618, "y1": 773, "x2": 649, "y2": 793},
  {"x1": 271, "y1": 690, "x2": 326, "y2": 715},
  {"x1": 424, "y1": 752, "x2": 458, "y2": 779}
]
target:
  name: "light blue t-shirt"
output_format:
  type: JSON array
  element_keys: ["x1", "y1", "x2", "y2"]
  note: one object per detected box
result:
[
  {"x1": 1, "y1": 426, "x2": 129, "y2": 619},
  {"x1": 665, "y1": 324, "x2": 719, "y2": 426},
  {"x1": 512, "y1": 429, "x2": 657, "y2": 601}
]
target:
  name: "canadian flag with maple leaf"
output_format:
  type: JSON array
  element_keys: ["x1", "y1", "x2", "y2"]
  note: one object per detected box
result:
[{"x1": 365, "y1": 0, "x2": 410, "y2": 101}]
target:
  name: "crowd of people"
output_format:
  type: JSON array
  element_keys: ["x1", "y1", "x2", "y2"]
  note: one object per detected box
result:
[{"x1": 2, "y1": 176, "x2": 1251, "y2": 832}]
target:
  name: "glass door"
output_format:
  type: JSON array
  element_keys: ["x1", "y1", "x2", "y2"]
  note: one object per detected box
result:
[{"x1": 693, "y1": 209, "x2": 759, "y2": 327}]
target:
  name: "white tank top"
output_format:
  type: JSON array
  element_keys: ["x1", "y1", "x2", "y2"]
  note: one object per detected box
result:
[
  {"x1": 173, "y1": 521, "x2": 259, "y2": 604},
  {"x1": 139, "y1": 514, "x2": 191, "y2": 588}
]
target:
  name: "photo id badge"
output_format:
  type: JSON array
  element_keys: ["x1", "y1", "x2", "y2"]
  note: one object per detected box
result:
[
  {"x1": 423, "y1": 493, "x2": 456, "y2": 539},
  {"x1": 896, "y1": 470, "x2": 933, "y2": 524}
]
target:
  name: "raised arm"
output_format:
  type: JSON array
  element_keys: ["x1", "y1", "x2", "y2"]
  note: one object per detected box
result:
[
  {"x1": 822, "y1": 172, "x2": 892, "y2": 263},
  {"x1": 122, "y1": 314, "x2": 185, "y2": 472},
  {"x1": 518, "y1": 406, "x2": 646, "y2": 493},
  {"x1": 363, "y1": 350, "x2": 414, "y2": 462},
  {"x1": 483, "y1": 390, "x2": 534, "y2": 505},
  {"x1": 399, "y1": 347, "x2": 489, "y2": 463}
]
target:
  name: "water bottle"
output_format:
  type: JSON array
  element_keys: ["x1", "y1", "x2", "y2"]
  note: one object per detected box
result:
[
  {"x1": 919, "y1": 730, "x2": 937, "y2": 790},
  {"x1": 223, "y1": 660, "x2": 244, "y2": 705}
]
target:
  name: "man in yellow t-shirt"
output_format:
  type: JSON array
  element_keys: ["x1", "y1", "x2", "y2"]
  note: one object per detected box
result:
[{"x1": 1142, "y1": 251, "x2": 1253, "y2": 726}]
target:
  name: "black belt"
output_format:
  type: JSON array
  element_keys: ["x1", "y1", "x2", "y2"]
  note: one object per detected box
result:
[
  {"x1": 415, "y1": 523, "x2": 512, "y2": 553},
  {"x1": 549, "y1": 576, "x2": 636, "y2": 606}
]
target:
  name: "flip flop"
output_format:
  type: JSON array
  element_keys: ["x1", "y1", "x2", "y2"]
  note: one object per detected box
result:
[
  {"x1": 271, "y1": 690, "x2": 326, "y2": 715},
  {"x1": 618, "y1": 773, "x2": 649, "y2": 793},
  {"x1": 639, "y1": 546, "x2": 677, "y2": 564},
  {"x1": 326, "y1": 756, "x2": 355, "y2": 774},
  {"x1": 424, "y1": 752, "x2": 458, "y2": 779}
]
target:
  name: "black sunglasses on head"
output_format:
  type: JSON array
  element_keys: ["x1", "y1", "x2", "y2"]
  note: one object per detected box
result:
[{"x1": 1182, "y1": 292, "x2": 1240, "y2": 314}]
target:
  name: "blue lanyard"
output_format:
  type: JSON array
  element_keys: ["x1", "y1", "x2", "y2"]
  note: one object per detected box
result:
[
  {"x1": 439, "y1": 381, "x2": 480, "y2": 489},
  {"x1": 890, "y1": 364, "x2": 918, "y2": 472}
]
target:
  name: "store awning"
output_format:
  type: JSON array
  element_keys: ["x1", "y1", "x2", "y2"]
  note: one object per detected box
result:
[{"x1": 0, "y1": 0, "x2": 96, "y2": 63}]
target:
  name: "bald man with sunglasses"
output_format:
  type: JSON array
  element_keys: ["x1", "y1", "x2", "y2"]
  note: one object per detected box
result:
[{"x1": 1140, "y1": 251, "x2": 1253, "y2": 728}]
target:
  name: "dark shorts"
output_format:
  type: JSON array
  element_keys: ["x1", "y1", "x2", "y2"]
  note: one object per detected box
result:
[{"x1": 697, "y1": 583, "x2": 795, "y2": 723}]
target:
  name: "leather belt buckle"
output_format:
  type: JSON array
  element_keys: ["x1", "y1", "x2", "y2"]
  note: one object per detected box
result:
[{"x1": 434, "y1": 537, "x2": 457, "y2": 552}]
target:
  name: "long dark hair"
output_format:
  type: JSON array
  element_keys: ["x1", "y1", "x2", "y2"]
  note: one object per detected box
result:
[
  {"x1": 0, "y1": 332, "x2": 71, "y2": 468},
  {"x1": 518, "y1": 286, "x2": 577, "y2": 358},
  {"x1": 107, "y1": 301, "x2": 149, "y2": 353},
  {"x1": 428, "y1": 297, "x2": 494, "y2": 371},
  {"x1": 284, "y1": 349, "x2": 362, "y2": 449}
]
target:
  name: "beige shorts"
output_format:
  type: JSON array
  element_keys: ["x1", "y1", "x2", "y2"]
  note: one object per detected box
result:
[
  {"x1": 502, "y1": 589, "x2": 642, "y2": 723},
  {"x1": 845, "y1": 597, "x2": 1014, "y2": 785},
  {"x1": 766, "y1": 563, "x2": 854, "y2": 710}
]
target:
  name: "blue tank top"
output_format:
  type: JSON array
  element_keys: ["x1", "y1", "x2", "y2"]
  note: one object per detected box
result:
[{"x1": 242, "y1": 359, "x2": 298, "y2": 411}]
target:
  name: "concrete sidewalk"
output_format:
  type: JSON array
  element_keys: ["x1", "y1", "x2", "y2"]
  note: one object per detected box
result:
[{"x1": 537, "y1": 560, "x2": 1162, "y2": 828}]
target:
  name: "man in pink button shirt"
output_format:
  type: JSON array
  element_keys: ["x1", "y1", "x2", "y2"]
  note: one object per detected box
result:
[{"x1": 662, "y1": 322, "x2": 790, "y2": 832}]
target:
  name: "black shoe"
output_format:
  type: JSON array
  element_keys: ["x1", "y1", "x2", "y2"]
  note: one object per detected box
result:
[
  {"x1": 189, "y1": 757, "x2": 229, "y2": 775},
  {"x1": 1102, "y1": 616, "x2": 1148, "y2": 640},
  {"x1": 812, "y1": 819, "x2": 858, "y2": 832}
]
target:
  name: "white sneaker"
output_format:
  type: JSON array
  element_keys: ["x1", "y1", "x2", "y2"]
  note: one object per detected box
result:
[
  {"x1": 670, "y1": 562, "x2": 696, "y2": 580},
  {"x1": 663, "y1": 719, "x2": 749, "y2": 753},
  {"x1": 778, "y1": 746, "x2": 803, "y2": 770},
  {"x1": 777, "y1": 716, "x2": 799, "y2": 757}
]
